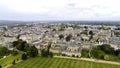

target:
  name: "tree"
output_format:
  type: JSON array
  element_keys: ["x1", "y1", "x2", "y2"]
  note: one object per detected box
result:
[
  {"x1": 114, "y1": 49, "x2": 120, "y2": 56},
  {"x1": 59, "y1": 34, "x2": 64, "y2": 39},
  {"x1": 89, "y1": 35, "x2": 93, "y2": 41},
  {"x1": 72, "y1": 54, "x2": 75, "y2": 57},
  {"x1": 46, "y1": 42, "x2": 52, "y2": 55},
  {"x1": 15, "y1": 40, "x2": 27, "y2": 51},
  {"x1": 3, "y1": 27, "x2": 8, "y2": 31},
  {"x1": 66, "y1": 34, "x2": 72, "y2": 42},
  {"x1": 59, "y1": 28, "x2": 65, "y2": 31},
  {"x1": 12, "y1": 39, "x2": 38, "y2": 57},
  {"x1": 49, "y1": 52, "x2": 53, "y2": 57},
  {"x1": 41, "y1": 42, "x2": 53, "y2": 57},
  {"x1": 0, "y1": 46, "x2": 9, "y2": 57},
  {"x1": 41, "y1": 49, "x2": 48, "y2": 57},
  {"x1": 12, "y1": 41, "x2": 19, "y2": 47},
  {"x1": 22, "y1": 53, "x2": 27, "y2": 60},
  {"x1": 0, "y1": 65, "x2": 2, "y2": 68},
  {"x1": 100, "y1": 44, "x2": 114, "y2": 55},
  {"x1": 12, "y1": 50, "x2": 18, "y2": 56},
  {"x1": 24, "y1": 43, "x2": 30, "y2": 52},
  {"x1": 89, "y1": 30, "x2": 94, "y2": 41},
  {"x1": 84, "y1": 26, "x2": 88, "y2": 29},
  {"x1": 52, "y1": 28, "x2": 56, "y2": 31},
  {"x1": 91, "y1": 49, "x2": 105, "y2": 59},
  {"x1": 77, "y1": 33, "x2": 80, "y2": 36},
  {"x1": 16, "y1": 34, "x2": 21, "y2": 40},
  {"x1": 81, "y1": 48, "x2": 89, "y2": 58},
  {"x1": 89, "y1": 30, "x2": 93, "y2": 35},
  {"x1": 27, "y1": 46, "x2": 38, "y2": 57}
]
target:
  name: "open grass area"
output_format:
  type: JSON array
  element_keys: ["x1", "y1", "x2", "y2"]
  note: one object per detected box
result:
[
  {"x1": 10, "y1": 57, "x2": 120, "y2": 68},
  {"x1": 0, "y1": 54, "x2": 21, "y2": 67}
]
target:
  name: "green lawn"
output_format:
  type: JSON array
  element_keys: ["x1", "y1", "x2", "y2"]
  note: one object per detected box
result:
[
  {"x1": 10, "y1": 57, "x2": 120, "y2": 68},
  {"x1": 0, "y1": 54, "x2": 21, "y2": 67}
]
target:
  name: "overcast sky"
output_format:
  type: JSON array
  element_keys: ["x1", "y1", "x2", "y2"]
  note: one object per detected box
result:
[{"x1": 0, "y1": 0, "x2": 120, "y2": 21}]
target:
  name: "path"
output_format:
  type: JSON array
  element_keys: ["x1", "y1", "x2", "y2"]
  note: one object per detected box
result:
[
  {"x1": 3, "y1": 60, "x2": 22, "y2": 68},
  {"x1": 54, "y1": 56, "x2": 120, "y2": 65}
]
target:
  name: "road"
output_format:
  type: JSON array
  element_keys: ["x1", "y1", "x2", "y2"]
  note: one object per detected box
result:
[{"x1": 54, "y1": 56, "x2": 120, "y2": 65}]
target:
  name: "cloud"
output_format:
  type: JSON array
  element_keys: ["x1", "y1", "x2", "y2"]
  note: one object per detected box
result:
[{"x1": 0, "y1": 0, "x2": 120, "y2": 21}]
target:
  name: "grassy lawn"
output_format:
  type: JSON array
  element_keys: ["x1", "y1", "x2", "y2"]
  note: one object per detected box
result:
[
  {"x1": 10, "y1": 57, "x2": 120, "y2": 68},
  {"x1": 0, "y1": 54, "x2": 21, "y2": 67}
]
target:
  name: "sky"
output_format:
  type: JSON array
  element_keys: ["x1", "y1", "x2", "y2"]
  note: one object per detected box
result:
[{"x1": 0, "y1": 0, "x2": 120, "y2": 21}]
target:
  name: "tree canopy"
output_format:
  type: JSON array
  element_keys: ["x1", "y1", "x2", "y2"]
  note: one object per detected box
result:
[
  {"x1": 0, "y1": 46, "x2": 9, "y2": 57},
  {"x1": 66, "y1": 34, "x2": 72, "y2": 42}
]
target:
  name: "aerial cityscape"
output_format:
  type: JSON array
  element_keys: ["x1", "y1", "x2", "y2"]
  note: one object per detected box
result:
[{"x1": 0, "y1": 0, "x2": 120, "y2": 68}]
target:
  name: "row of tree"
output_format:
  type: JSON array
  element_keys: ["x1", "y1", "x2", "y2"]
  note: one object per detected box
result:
[
  {"x1": 59, "y1": 34, "x2": 72, "y2": 42},
  {"x1": 81, "y1": 44, "x2": 120, "y2": 61}
]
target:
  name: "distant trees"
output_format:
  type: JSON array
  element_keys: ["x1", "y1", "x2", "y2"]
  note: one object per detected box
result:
[
  {"x1": 71, "y1": 24, "x2": 79, "y2": 29},
  {"x1": 89, "y1": 30, "x2": 93, "y2": 35},
  {"x1": 77, "y1": 33, "x2": 80, "y2": 37},
  {"x1": 59, "y1": 34, "x2": 64, "y2": 40},
  {"x1": 16, "y1": 34, "x2": 21, "y2": 40},
  {"x1": 59, "y1": 28, "x2": 65, "y2": 31},
  {"x1": 52, "y1": 28, "x2": 56, "y2": 31},
  {"x1": 114, "y1": 32, "x2": 120, "y2": 37},
  {"x1": 66, "y1": 34, "x2": 72, "y2": 42},
  {"x1": 3, "y1": 27, "x2": 8, "y2": 31},
  {"x1": 89, "y1": 30, "x2": 94, "y2": 40},
  {"x1": 84, "y1": 26, "x2": 88, "y2": 30}
]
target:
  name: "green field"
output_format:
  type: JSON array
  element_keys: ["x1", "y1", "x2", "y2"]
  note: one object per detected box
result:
[
  {"x1": 10, "y1": 57, "x2": 120, "y2": 68},
  {"x1": 0, "y1": 54, "x2": 21, "y2": 67}
]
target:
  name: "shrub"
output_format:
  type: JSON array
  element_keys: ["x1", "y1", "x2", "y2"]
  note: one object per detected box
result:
[
  {"x1": 62, "y1": 54, "x2": 66, "y2": 56},
  {"x1": 72, "y1": 55, "x2": 75, "y2": 57},
  {"x1": 22, "y1": 53, "x2": 27, "y2": 60},
  {"x1": 27, "y1": 46, "x2": 38, "y2": 57},
  {"x1": 12, "y1": 60, "x2": 15, "y2": 65},
  {"x1": 41, "y1": 49, "x2": 48, "y2": 57},
  {"x1": 49, "y1": 52, "x2": 53, "y2": 57},
  {"x1": 81, "y1": 48, "x2": 89, "y2": 58},
  {"x1": 104, "y1": 55, "x2": 109, "y2": 60},
  {"x1": 12, "y1": 51, "x2": 18, "y2": 56},
  {"x1": 76, "y1": 55, "x2": 79, "y2": 58}
]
